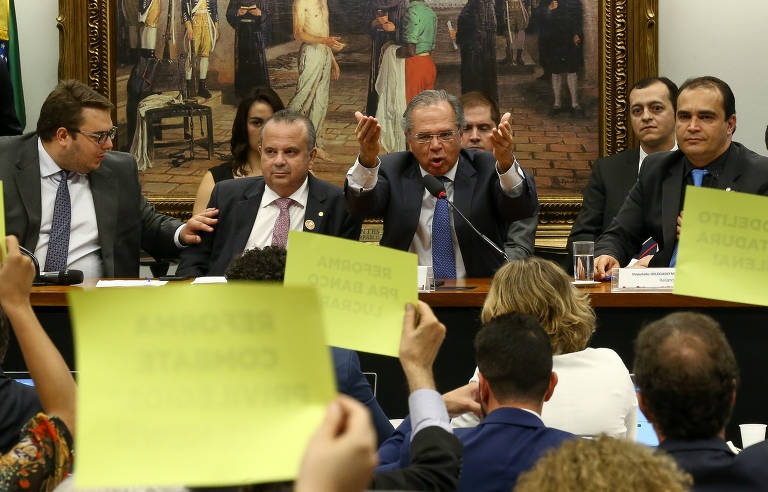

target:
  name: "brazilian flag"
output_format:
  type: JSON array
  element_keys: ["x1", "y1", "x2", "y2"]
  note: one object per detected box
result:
[{"x1": 0, "y1": 0, "x2": 24, "y2": 128}]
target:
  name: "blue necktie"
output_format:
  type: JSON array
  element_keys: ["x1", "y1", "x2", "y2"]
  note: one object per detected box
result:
[
  {"x1": 669, "y1": 169, "x2": 709, "y2": 267},
  {"x1": 44, "y1": 171, "x2": 72, "y2": 272},
  {"x1": 432, "y1": 176, "x2": 456, "y2": 278}
]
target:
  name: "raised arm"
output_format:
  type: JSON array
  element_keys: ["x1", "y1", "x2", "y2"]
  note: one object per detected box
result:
[{"x1": 0, "y1": 236, "x2": 77, "y2": 436}]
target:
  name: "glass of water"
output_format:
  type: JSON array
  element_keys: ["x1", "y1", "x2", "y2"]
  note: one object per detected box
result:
[{"x1": 573, "y1": 241, "x2": 595, "y2": 282}]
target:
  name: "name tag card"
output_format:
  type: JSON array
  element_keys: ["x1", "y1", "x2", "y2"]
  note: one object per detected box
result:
[{"x1": 611, "y1": 268, "x2": 676, "y2": 291}]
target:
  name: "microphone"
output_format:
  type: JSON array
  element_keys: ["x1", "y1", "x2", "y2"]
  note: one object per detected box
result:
[
  {"x1": 423, "y1": 175, "x2": 509, "y2": 262},
  {"x1": 37, "y1": 270, "x2": 84, "y2": 285},
  {"x1": 19, "y1": 245, "x2": 84, "y2": 285}
]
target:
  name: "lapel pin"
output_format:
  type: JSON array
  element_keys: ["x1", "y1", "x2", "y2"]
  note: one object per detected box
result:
[
  {"x1": 305, "y1": 219, "x2": 316, "y2": 230},
  {"x1": 318, "y1": 211, "x2": 324, "y2": 217}
]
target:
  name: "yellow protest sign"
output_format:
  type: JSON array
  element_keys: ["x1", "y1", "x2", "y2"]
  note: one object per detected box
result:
[
  {"x1": 284, "y1": 231, "x2": 418, "y2": 357},
  {"x1": 0, "y1": 181, "x2": 5, "y2": 259},
  {"x1": 69, "y1": 284, "x2": 335, "y2": 488},
  {"x1": 674, "y1": 186, "x2": 768, "y2": 306}
]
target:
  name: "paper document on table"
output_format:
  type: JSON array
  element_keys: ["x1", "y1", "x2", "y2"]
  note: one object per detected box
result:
[
  {"x1": 673, "y1": 186, "x2": 768, "y2": 306},
  {"x1": 96, "y1": 279, "x2": 168, "y2": 287},
  {"x1": 69, "y1": 283, "x2": 335, "y2": 488},
  {"x1": 191, "y1": 276, "x2": 228, "y2": 284},
  {"x1": 284, "y1": 230, "x2": 418, "y2": 357}
]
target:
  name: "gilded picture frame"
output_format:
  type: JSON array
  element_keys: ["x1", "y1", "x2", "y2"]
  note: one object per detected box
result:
[{"x1": 56, "y1": 0, "x2": 658, "y2": 250}]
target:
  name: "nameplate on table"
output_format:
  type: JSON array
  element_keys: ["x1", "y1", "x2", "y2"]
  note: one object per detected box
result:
[{"x1": 611, "y1": 268, "x2": 675, "y2": 292}]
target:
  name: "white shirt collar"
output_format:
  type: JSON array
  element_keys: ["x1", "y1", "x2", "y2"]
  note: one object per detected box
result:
[
  {"x1": 639, "y1": 141, "x2": 678, "y2": 171},
  {"x1": 416, "y1": 158, "x2": 459, "y2": 181},
  {"x1": 37, "y1": 137, "x2": 65, "y2": 178},
  {"x1": 261, "y1": 175, "x2": 310, "y2": 209}
]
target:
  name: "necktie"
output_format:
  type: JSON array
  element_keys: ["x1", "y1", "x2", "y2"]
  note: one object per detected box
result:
[
  {"x1": 669, "y1": 169, "x2": 709, "y2": 267},
  {"x1": 44, "y1": 171, "x2": 72, "y2": 272},
  {"x1": 431, "y1": 176, "x2": 456, "y2": 278},
  {"x1": 271, "y1": 197, "x2": 293, "y2": 248}
]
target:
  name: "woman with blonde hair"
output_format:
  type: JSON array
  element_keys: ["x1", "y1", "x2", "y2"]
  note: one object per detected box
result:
[{"x1": 452, "y1": 257, "x2": 638, "y2": 439}]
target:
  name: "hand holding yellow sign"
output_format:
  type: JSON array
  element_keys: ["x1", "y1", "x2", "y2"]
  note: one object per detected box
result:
[
  {"x1": 674, "y1": 186, "x2": 768, "y2": 306},
  {"x1": 70, "y1": 283, "x2": 335, "y2": 488},
  {"x1": 284, "y1": 231, "x2": 418, "y2": 357}
]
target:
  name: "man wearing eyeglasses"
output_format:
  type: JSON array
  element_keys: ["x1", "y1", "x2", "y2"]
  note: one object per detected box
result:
[
  {"x1": 460, "y1": 91, "x2": 537, "y2": 261},
  {"x1": 345, "y1": 89, "x2": 537, "y2": 278},
  {"x1": 0, "y1": 79, "x2": 217, "y2": 278}
]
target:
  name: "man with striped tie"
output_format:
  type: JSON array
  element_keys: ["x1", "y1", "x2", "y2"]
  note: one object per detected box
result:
[{"x1": 594, "y1": 76, "x2": 768, "y2": 279}]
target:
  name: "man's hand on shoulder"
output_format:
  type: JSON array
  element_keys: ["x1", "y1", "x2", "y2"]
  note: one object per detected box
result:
[
  {"x1": 354, "y1": 111, "x2": 381, "y2": 168},
  {"x1": 399, "y1": 301, "x2": 446, "y2": 392},
  {"x1": 595, "y1": 254, "x2": 619, "y2": 280},
  {"x1": 179, "y1": 208, "x2": 219, "y2": 245},
  {"x1": 490, "y1": 112, "x2": 517, "y2": 173}
]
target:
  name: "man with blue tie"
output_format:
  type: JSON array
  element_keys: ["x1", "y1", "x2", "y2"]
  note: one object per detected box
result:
[
  {"x1": 345, "y1": 89, "x2": 537, "y2": 278},
  {"x1": 594, "y1": 76, "x2": 768, "y2": 278}
]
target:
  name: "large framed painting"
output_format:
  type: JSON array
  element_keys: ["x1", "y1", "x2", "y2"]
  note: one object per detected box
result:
[{"x1": 57, "y1": 0, "x2": 658, "y2": 250}]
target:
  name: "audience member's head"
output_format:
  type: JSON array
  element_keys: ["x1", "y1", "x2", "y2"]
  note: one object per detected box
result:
[
  {"x1": 258, "y1": 109, "x2": 317, "y2": 197},
  {"x1": 482, "y1": 258, "x2": 595, "y2": 355},
  {"x1": 230, "y1": 86, "x2": 285, "y2": 176},
  {"x1": 629, "y1": 77, "x2": 678, "y2": 153},
  {"x1": 475, "y1": 312, "x2": 554, "y2": 413},
  {"x1": 401, "y1": 90, "x2": 465, "y2": 177},
  {"x1": 633, "y1": 312, "x2": 739, "y2": 441},
  {"x1": 225, "y1": 246, "x2": 287, "y2": 281},
  {"x1": 514, "y1": 435, "x2": 693, "y2": 492},
  {"x1": 676, "y1": 76, "x2": 737, "y2": 167},
  {"x1": 459, "y1": 91, "x2": 499, "y2": 152}
]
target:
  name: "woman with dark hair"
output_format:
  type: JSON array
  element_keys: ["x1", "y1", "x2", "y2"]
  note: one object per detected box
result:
[{"x1": 193, "y1": 86, "x2": 284, "y2": 214}]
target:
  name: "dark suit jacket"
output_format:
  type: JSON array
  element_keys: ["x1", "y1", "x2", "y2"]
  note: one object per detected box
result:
[
  {"x1": 568, "y1": 148, "x2": 640, "y2": 252},
  {"x1": 330, "y1": 347, "x2": 393, "y2": 446},
  {"x1": 372, "y1": 426, "x2": 463, "y2": 491},
  {"x1": 177, "y1": 174, "x2": 362, "y2": 277},
  {"x1": 0, "y1": 368, "x2": 42, "y2": 454},
  {"x1": 344, "y1": 149, "x2": 538, "y2": 278},
  {"x1": 660, "y1": 438, "x2": 768, "y2": 491},
  {"x1": 596, "y1": 142, "x2": 768, "y2": 267},
  {"x1": 377, "y1": 407, "x2": 573, "y2": 492},
  {"x1": 0, "y1": 133, "x2": 183, "y2": 278}
]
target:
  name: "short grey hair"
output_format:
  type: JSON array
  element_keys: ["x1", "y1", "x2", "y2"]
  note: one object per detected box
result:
[
  {"x1": 401, "y1": 90, "x2": 466, "y2": 134},
  {"x1": 260, "y1": 109, "x2": 316, "y2": 151}
]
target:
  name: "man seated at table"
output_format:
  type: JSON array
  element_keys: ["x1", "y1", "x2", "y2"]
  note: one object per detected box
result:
[
  {"x1": 376, "y1": 311, "x2": 573, "y2": 491},
  {"x1": 346, "y1": 89, "x2": 537, "y2": 278},
  {"x1": 569, "y1": 77, "x2": 678, "y2": 266},
  {"x1": 459, "y1": 91, "x2": 538, "y2": 260},
  {"x1": 177, "y1": 110, "x2": 362, "y2": 277},
  {"x1": 594, "y1": 76, "x2": 768, "y2": 278},
  {"x1": 0, "y1": 80, "x2": 217, "y2": 278},
  {"x1": 634, "y1": 311, "x2": 768, "y2": 489}
]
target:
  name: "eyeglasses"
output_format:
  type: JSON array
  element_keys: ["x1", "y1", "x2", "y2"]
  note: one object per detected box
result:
[
  {"x1": 70, "y1": 126, "x2": 117, "y2": 145},
  {"x1": 409, "y1": 130, "x2": 460, "y2": 144}
]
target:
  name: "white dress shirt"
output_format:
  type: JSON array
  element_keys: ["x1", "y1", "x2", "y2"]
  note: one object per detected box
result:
[
  {"x1": 36, "y1": 138, "x2": 103, "y2": 278},
  {"x1": 638, "y1": 142, "x2": 678, "y2": 173},
  {"x1": 243, "y1": 177, "x2": 310, "y2": 250},
  {"x1": 346, "y1": 156, "x2": 525, "y2": 278}
]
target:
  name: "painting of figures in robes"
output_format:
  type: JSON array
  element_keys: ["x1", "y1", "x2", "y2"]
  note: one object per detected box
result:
[{"x1": 114, "y1": 0, "x2": 600, "y2": 198}]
